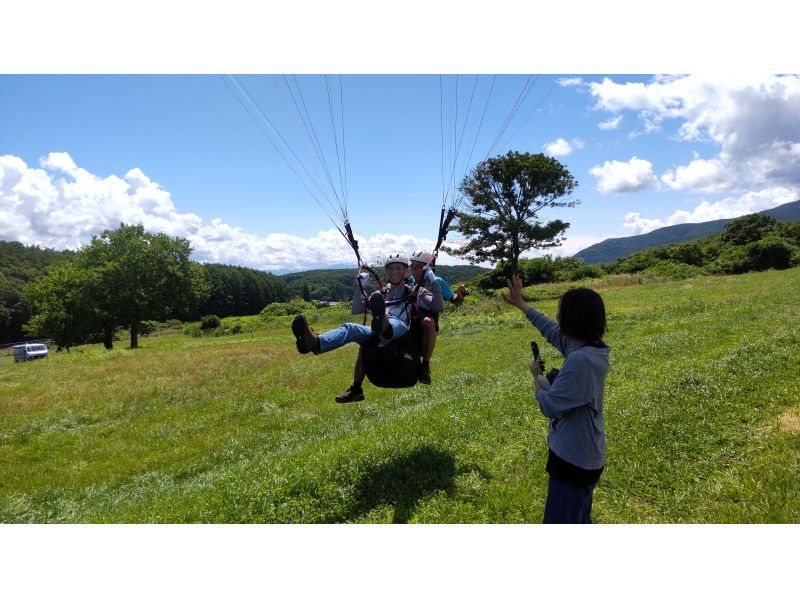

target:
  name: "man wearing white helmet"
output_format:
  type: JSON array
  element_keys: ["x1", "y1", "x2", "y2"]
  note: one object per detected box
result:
[
  {"x1": 292, "y1": 252, "x2": 443, "y2": 403},
  {"x1": 409, "y1": 250, "x2": 468, "y2": 305}
]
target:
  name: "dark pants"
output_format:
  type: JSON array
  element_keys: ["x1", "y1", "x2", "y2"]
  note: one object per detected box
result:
[{"x1": 543, "y1": 475, "x2": 596, "y2": 524}]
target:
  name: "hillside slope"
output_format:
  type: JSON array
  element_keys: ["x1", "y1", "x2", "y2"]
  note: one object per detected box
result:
[{"x1": 575, "y1": 199, "x2": 800, "y2": 264}]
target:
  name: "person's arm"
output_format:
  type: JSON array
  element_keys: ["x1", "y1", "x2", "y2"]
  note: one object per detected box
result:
[
  {"x1": 352, "y1": 272, "x2": 369, "y2": 314},
  {"x1": 504, "y1": 274, "x2": 569, "y2": 356},
  {"x1": 437, "y1": 276, "x2": 455, "y2": 301},
  {"x1": 417, "y1": 267, "x2": 444, "y2": 312},
  {"x1": 533, "y1": 355, "x2": 591, "y2": 419}
]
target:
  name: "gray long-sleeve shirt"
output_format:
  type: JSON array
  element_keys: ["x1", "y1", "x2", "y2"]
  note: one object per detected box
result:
[
  {"x1": 526, "y1": 307, "x2": 610, "y2": 471},
  {"x1": 351, "y1": 276, "x2": 443, "y2": 324}
]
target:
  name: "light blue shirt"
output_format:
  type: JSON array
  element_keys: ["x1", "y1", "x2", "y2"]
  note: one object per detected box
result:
[{"x1": 410, "y1": 275, "x2": 454, "y2": 301}]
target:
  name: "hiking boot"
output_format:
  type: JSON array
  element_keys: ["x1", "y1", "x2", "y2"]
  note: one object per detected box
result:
[
  {"x1": 369, "y1": 291, "x2": 387, "y2": 336},
  {"x1": 291, "y1": 314, "x2": 319, "y2": 354},
  {"x1": 335, "y1": 385, "x2": 365, "y2": 403},
  {"x1": 419, "y1": 361, "x2": 431, "y2": 385}
]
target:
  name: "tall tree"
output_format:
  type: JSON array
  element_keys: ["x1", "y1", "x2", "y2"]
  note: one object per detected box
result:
[
  {"x1": 445, "y1": 151, "x2": 578, "y2": 274},
  {"x1": 80, "y1": 224, "x2": 210, "y2": 348}
]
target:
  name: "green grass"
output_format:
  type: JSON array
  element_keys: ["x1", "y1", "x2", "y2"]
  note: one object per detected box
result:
[{"x1": 1, "y1": 269, "x2": 799, "y2": 523}]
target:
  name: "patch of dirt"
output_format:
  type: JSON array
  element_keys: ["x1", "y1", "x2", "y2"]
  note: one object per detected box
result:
[{"x1": 778, "y1": 408, "x2": 800, "y2": 434}]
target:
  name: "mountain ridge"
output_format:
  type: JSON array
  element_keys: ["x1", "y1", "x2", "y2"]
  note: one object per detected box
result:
[{"x1": 574, "y1": 199, "x2": 800, "y2": 264}]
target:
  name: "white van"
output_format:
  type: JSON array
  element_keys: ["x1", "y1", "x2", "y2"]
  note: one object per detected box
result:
[{"x1": 12, "y1": 343, "x2": 49, "y2": 363}]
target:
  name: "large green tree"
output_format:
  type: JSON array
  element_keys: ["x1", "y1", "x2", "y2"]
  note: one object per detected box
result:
[
  {"x1": 82, "y1": 224, "x2": 210, "y2": 348},
  {"x1": 445, "y1": 151, "x2": 578, "y2": 274},
  {"x1": 25, "y1": 224, "x2": 210, "y2": 350}
]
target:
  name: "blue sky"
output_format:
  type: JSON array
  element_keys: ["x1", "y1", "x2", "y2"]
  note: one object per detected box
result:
[
  {"x1": 2, "y1": 3, "x2": 798, "y2": 274},
  {"x1": 3, "y1": 73, "x2": 799, "y2": 273}
]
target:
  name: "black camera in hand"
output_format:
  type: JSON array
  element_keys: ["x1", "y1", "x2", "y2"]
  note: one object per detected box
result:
[{"x1": 532, "y1": 341, "x2": 559, "y2": 385}]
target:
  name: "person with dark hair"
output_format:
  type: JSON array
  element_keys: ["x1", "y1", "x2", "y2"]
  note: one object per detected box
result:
[{"x1": 504, "y1": 274, "x2": 610, "y2": 524}]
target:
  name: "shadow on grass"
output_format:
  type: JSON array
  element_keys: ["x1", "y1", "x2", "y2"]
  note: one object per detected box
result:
[{"x1": 347, "y1": 446, "x2": 456, "y2": 523}]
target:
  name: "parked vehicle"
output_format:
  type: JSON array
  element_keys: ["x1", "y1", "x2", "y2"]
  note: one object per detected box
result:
[{"x1": 12, "y1": 343, "x2": 49, "y2": 363}]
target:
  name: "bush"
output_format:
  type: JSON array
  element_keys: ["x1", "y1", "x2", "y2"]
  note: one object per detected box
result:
[
  {"x1": 642, "y1": 260, "x2": 703, "y2": 280},
  {"x1": 139, "y1": 320, "x2": 158, "y2": 337},
  {"x1": 715, "y1": 237, "x2": 797, "y2": 274},
  {"x1": 555, "y1": 263, "x2": 605, "y2": 282},
  {"x1": 715, "y1": 245, "x2": 753, "y2": 274},
  {"x1": 182, "y1": 322, "x2": 203, "y2": 337},
  {"x1": 520, "y1": 257, "x2": 558, "y2": 284},
  {"x1": 259, "y1": 298, "x2": 315, "y2": 321},
  {"x1": 746, "y1": 236, "x2": 796, "y2": 270},
  {"x1": 200, "y1": 314, "x2": 222, "y2": 330}
]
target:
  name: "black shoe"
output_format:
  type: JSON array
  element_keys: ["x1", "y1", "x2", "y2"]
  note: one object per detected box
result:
[
  {"x1": 369, "y1": 291, "x2": 387, "y2": 336},
  {"x1": 335, "y1": 385, "x2": 365, "y2": 403},
  {"x1": 291, "y1": 314, "x2": 319, "y2": 354},
  {"x1": 419, "y1": 361, "x2": 431, "y2": 384}
]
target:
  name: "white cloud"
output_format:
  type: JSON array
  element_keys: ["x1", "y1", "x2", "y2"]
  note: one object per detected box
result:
[
  {"x1": 622, "y1": 212, "x2": 667, "y2": 235},
  {"x1": 0, "y1": 152, "x2": 463, "y2": 273},
  {"x1": 660, "y1": 157, "x2": 733, "y2": 193},
  {"x1": 589, "y1": 75, "x2": 800, "y2": 193},
  {"x1": 589, "y1": 157, "x2": 658, "y2": 194},
  {"x1": 543, "y1": 137, "x2": 584, "y2": 157},
  {"x1": 558, "y1": 77, "x2": 583, "y2": 87},
  {"x1": 623, "y1": 186, "x2": 799, "y2": 234},
  {"x1": 535, "y1": 234, "x2": 611, "y2": 258},
  {"x1": 598, "y1": 115, "x2": 623, "y2": 130},
  {"x1": 544, "y1": 138, "x2": 571, "y2": 156}
]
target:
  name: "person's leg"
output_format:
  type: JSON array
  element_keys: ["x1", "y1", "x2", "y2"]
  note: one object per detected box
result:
[
  {"x1": 317, "y1": 322, "x2": 373, "y2": 353},
  {"x1": 543, "y1": 475, "x2": 596, "y2": 524},
  {"x1": 335, "y1": 346, "x2": 368, "y2": 403},
  {"x1": 353, "y1": 345, "x2": 366, "y2": 386},
  {"x1": 419, "y1": 316, "x2": 436, "y2": 384},
  {"x1": 421, "y1": 317, "x2": 436, "y2": 361}
]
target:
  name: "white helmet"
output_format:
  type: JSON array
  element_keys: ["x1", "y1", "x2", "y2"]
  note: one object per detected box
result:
[
  {"x1": 410, "y1": 249, "x2": 432, "y2": 264},
  {"x1": 383, "y1": 253, "x2": 409, "y2": 267}
]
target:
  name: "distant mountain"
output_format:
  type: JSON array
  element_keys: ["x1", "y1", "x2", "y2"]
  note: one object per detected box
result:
[{"x1": 574, "y1": 199, "x2": 800, "y2": 265}]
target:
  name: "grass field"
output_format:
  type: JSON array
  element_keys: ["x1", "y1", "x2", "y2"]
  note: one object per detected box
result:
[{"x1": 1, "y1": 269, "x2": 799, "y2": 523}]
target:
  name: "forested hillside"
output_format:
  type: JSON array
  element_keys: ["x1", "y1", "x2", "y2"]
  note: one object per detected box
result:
[
  {"x1": 193, "y1": 263, "x2": 289, "y2": 319},
  {"x1": 0, "y1": 241, "x2": 74, "y2": 343}
]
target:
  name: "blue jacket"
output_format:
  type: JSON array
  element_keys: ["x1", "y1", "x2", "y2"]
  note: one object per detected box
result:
[{"x1": 526, "y1": 307, "x2": 610, "y2": 470}]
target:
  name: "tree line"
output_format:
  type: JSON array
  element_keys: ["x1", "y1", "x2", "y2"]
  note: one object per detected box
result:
[{"x1": 1, "y1": 225, "x2": 290, "y2": 349}]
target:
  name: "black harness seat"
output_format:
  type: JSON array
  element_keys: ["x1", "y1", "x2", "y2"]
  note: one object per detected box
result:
[{"x1": 362, "y1": 284, "x2": 427, "y2": 388}]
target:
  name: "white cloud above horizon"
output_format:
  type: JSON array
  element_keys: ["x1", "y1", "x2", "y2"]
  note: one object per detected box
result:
[
  {"x1": 0, "y1": 152, "x2": 466, "y2": 272},
  {"x1": 589, "y1": 157, "x2": 658, "y2": 194},
  {"x1": 623, "y1": 186, "x2": 800, "y2": 234}
]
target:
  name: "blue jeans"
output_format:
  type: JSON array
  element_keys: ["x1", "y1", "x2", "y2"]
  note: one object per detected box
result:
[
  {"x1": 317, "y1": 318, "x2": 409, "y2": 354},
  {"x1": 543, "y1": 475, "x2": 596, "y2": 524}
]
